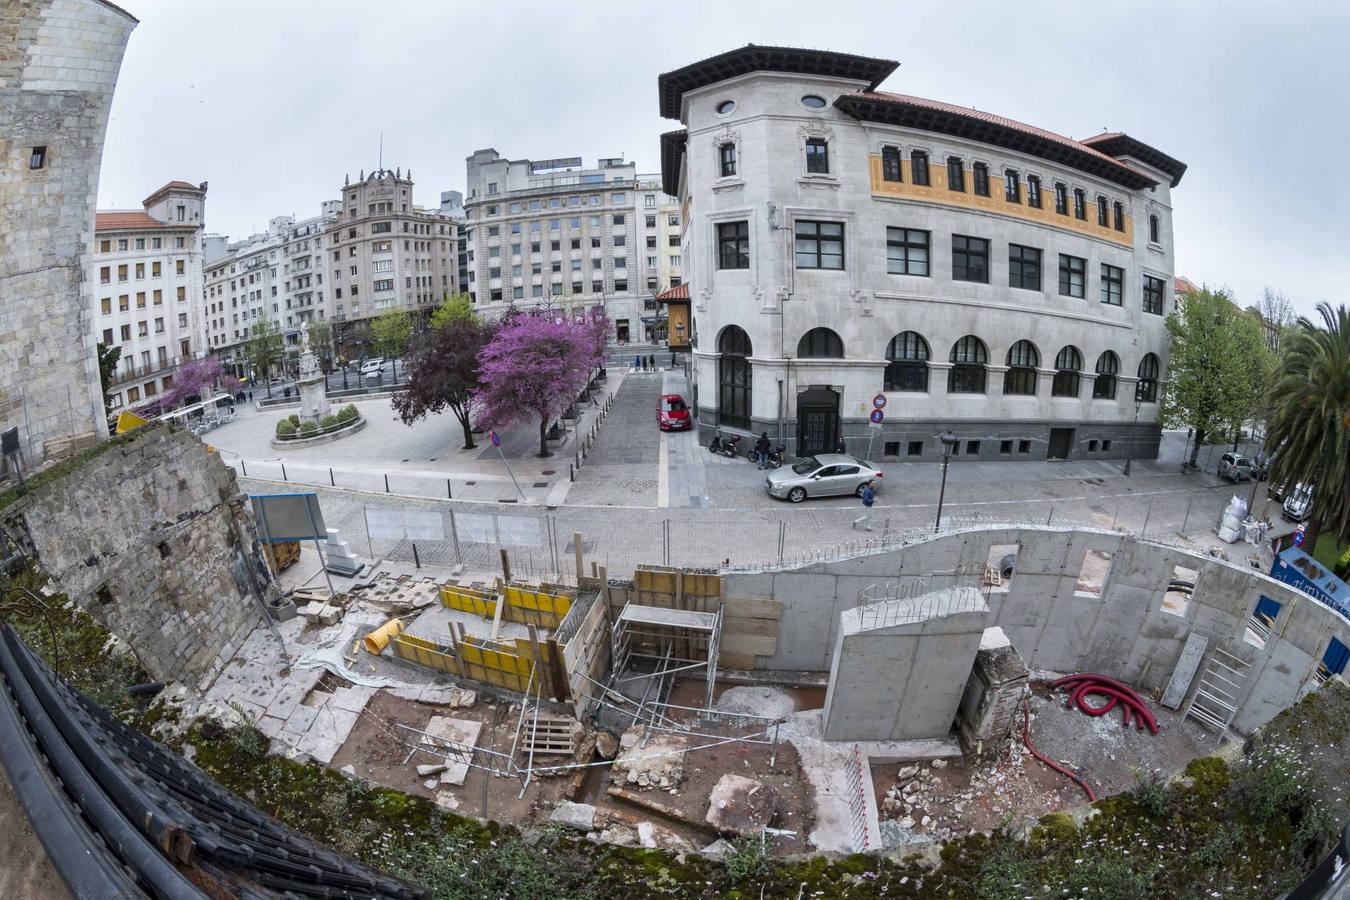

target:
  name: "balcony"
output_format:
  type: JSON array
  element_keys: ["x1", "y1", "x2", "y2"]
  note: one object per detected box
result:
[{"x1": 109, "y1": 355, "x2": 190, "y2": 385}]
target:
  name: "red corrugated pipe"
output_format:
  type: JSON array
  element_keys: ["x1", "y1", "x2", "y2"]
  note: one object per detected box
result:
[
  {"x1": 1022, "y1": 697, "x2": 1097, "y2": 802},
  {"x1": 1050, "y1": 672, "x2": 1160, "y2": 734}
]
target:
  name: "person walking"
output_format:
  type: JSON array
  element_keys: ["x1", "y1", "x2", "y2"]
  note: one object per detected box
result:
[
  {"x1": 648, "y1": 354, "x2": 656, "y2": 372},
  {"x1": 754, "y1": 431, "x2": 772, "y2": 469},
  {"x1": 836, "y1": 435, "x2": 847, "y2": 454},
  {"x1": 634, "y1": 354, "x2": 642, "y2": 372},
  {"x1": 852, "y1": 479, "x2": 876, "y2": 531}
]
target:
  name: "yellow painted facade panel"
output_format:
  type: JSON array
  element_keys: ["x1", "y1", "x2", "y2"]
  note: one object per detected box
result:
[{"x1": 868, "y1": 156, "x2": 1133, "y2": 247}]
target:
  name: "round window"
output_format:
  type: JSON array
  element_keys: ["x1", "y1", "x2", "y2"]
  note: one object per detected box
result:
[
  {"x1": 715, "y1": 99, "x2": 736, "y2": 115},
  {"x1": 801, "y1": 94, "x2": 828, "y2": 109}
]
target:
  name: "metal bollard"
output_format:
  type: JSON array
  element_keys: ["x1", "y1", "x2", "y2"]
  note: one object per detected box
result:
[
  {"x1": 281, "y1": 462, "x2": 287, "y2": 481},
  {"x1": 241, "y1": 459, "x2": 247, "y2": 477},
  {"x1": 447, "y1": 479, "x2": 453, "y2": 499},
  {"x1": 329, "y1": 467, "x2": 335, "y2": 487},
  {"x1": 569, "y1": 463, "x2": 574, "y2": 482},
  {"x1": 412, "y1": 542, "x2": 421, "y2": 569},
  {"x1": 384, "y1": 473, "x2": 390, "y2": 493}
]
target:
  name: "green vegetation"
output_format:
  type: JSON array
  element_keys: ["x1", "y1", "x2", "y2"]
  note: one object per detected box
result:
[
  {"x1": 338, "y1": 404, "x2": 359, "y2": 423},
  {"x1": 0, "y1": 426, "x2": 150, "y2": 512},
  {"x1": 320, "y1": 414, "x2": 339, "y2": 430},
  {"x1": 429, "y1": 293, "x2": 478, "y2": 330},
  {"x1": 297, "y1": 421, "x2": 318, "y2": 437},
  {"x1": 275, "y1": 420, "x2": 297, "y2": 438}
]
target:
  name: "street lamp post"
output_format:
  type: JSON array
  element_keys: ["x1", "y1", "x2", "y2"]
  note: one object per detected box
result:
[
  {"x1": 1123, "y1": 393, "x2": 1143, "y2": 476},
  {"x1": 935, "y1": 430, "x2": 959, "y2": 533}
]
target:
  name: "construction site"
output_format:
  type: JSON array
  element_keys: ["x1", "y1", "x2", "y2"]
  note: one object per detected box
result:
[{"x1": 2, "y1": 424, "x2": 1348, "y2": 899}]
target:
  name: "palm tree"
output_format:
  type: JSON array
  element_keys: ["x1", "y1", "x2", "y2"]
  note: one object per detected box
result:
[{"x1": 1266, "y1": 302, "x2": 1350, "y2": 539}]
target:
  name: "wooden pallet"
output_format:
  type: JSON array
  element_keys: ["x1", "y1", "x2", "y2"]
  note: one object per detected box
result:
[{"x1": 526, "y1": 713, "x2": 579, "y2": 756}]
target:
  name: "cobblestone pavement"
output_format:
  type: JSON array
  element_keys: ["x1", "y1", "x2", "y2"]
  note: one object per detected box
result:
[{"x1": 563, "y1": 371, "x2": 664, "y2": 507}]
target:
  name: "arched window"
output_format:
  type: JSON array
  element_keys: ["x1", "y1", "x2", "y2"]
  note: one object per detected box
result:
[
  {"x1": 1093, "y1": 351, "x2": 1119, "y2": 399},
  {"x1": 885, "y1": 332, "x2": 929, "y2": 391},
  {"x1": 1052, "y1": 345, "x2": 1083, "y2": 397},
  {"x1": 1003, "y1": 340, "x2": 1039, "y2": 395},
  {"x1": 718, "y1": 326, "x2": 752, "y2": 429},
  {"x1": 948, "y1": 336, "x2": 988, "y2": 394},
  {"x1": 1136, "y1": 353, "x2": 1160, "y2": 402},
  {"x1": 797, "y1": 327, "x2": 844, "y2": 359}
]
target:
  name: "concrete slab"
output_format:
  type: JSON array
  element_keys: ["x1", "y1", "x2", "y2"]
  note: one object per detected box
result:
[{"x1": 423, "y1": 716, "x2": 484, "y2": 786}]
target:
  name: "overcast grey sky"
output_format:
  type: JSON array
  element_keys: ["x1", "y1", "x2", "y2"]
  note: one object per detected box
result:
[{"x1": 101, "y1": 0, "x2": 1347, "y2": 318}]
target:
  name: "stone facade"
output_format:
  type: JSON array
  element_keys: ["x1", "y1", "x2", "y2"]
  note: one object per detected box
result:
[
  {"x1": 0, "y1": 0, "x2": 137, "y2": 463},
  {"x1": 660, "y1": 47, "x2": 1185, "y2": 462},
  {"x1": 0, "y1": 425, "x2": 275, "y2": 690}
]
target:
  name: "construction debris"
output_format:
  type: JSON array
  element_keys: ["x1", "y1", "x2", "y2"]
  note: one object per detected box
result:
[
  {"x1": 704, "y1": 773, "x2": 778, "y2": 837},
  {"x1": 594, "y1": 730, "x2": 619, "y2": 759},
  {"x1": 549, "y1": 800, "x2": 598, "y2": 832},
  {"x1": 612, "y1": 725, "x2": 687, "y2": 790}
]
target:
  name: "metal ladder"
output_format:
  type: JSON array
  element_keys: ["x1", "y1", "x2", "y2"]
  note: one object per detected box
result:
[{"x1": 1183, "y1": 644, "x2": 1251, "y2": 735}]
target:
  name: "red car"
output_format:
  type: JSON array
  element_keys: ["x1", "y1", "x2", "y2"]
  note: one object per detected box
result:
[{"x1": 657, "y1": 394, "x2": 692, "y2": 431}]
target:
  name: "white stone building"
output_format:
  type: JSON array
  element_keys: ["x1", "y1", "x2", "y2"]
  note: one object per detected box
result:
[
  {"x1": 659, "y1": 46, "x2": 1186, "y2": 462},
  {"x1": 635, "y1": 177, "x2": 683, "y2": 342},
  {"x1": 1, "y1": 0, "x2": 137, "y2": 461},
  {"x1": 92, "y1": 180, "x2": 209, "y2": 411},
  {"x1": 462, "y1": 151, "x2": 643, "y2": 340}
]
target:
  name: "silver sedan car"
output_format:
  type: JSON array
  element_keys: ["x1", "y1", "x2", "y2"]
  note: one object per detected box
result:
[{"x1": 765, "y1": 453, "x2": 884, "y2": 503}]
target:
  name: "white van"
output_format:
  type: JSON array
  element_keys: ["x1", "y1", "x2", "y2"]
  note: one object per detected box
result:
[
  {"x1": 359, "y1": 358, "x2": 386, "y2": 378},
  {"x1": 1283, "y1": 482, "x2": 1314, "y2": 522}
]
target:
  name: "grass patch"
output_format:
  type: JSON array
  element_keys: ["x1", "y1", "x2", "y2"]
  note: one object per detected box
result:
[{"x1": 1310, "y1": 531, "x2": 1348, "y2": 573}]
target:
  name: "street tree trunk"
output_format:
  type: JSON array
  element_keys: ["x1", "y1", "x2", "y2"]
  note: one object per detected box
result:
[
  {"x1": 537, "y1": 416, "x2": 551, "y2": 458},
  {"x1": 452, "y1": 404, "x2": 475, "y2": 450},
  {"x1": 1189, "y1": 428, "x2": 1206, "y2": 468}
]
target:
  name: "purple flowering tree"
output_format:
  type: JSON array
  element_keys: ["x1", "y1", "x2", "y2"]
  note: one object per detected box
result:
[{"x1": 474, "y1": 312, "x2": 603, "y2": 457}]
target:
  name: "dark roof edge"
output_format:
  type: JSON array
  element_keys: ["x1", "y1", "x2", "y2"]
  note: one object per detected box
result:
[
  {"x1": 658, "y1": 45, "x2": 897, "y2": 120},
  {"x1": 834, "y1": 94, "x2": 1157, "y2": 191},
  {"x1": 660, "y1": 129, "x2": 687, "y2": 198},
  {"x1": 1081, "y1": 133, "x2": 1187, "y2": 187}
]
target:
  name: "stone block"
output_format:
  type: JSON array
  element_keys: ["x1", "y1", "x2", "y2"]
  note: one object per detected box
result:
[{"x1": 549, "y1": 800, "x2": 597, "y2": 832}]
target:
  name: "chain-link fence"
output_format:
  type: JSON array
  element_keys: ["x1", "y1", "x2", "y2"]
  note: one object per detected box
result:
[{"x1": 349, "y1": 481, "x2": 1253, "y2": 582}]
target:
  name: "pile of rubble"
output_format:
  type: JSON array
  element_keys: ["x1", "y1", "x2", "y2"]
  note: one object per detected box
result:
[
  {"x1": 879, "y1": 759, "x2": 950, "y2": 842},
  {"x1": 610, "y1": 725, "x2": 687, "y2": 791}
]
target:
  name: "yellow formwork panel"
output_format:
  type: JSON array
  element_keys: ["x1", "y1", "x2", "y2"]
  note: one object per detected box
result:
[
  {"x1": 441, "y1": 585, "x2": 497, "y2": 619},
  {"x1": 501, "y1": 586, "x2": 571, "y2": 627}
]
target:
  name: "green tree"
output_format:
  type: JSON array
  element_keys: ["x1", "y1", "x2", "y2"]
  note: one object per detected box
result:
[
  {"x1": 429, "y1": 293, "x2": 477, "y2": 331},
  {"x1": 1267, "y1": 303, "x2": 1350, "y2": 539},
  {"x1": 96, "y1": 343, "x2": 121, "y2": 414},
  {"x1": 307, "y1": 320, "x2": 335, "y2": 373},
  {"x1": 371, "y1": 308, "x2": 413, "y2": 381},
  {"x1": 244, "y1": 318, "x2": 284, "y2": 385},
  {"x1": 1163, "y1": 287, "x2": 1271, "y2": 468}
]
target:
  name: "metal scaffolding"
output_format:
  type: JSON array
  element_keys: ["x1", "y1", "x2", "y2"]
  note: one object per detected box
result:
[{"x1": 610, "y1": 601, "x2": 722, "y2": 709}]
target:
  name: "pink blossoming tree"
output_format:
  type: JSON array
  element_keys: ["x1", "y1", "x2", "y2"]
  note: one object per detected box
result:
[{"x1": 474, "y1": 310, "x2": 605, "y2": 458}]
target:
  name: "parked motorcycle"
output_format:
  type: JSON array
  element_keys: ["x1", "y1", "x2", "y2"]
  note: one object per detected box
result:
[
  {"x1": 745, "y1": 444, "x2": 786, "y2": 468},
  {"x1": 708, "y1": 431, "x2": 742, "y2": 458}
]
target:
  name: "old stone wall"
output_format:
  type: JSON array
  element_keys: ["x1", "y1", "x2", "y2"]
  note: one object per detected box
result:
[
  {"x1": 1, "y1": 425, "x2": 274, "y2": 690},
  {"x1": 1, "y1": 0, "x2": 137, "y2": 463}
]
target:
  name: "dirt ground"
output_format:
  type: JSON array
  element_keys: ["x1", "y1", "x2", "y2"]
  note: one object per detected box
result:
[
  {"x1": 871, "y1": 680, "x2": 1219, "y2": 843},
  {"x1": 330, "y1": 688, "x2": 574, "y2": 824}
]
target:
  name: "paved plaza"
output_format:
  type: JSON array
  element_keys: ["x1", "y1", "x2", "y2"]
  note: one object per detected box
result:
[{"x1": 223, "y1": 362, "x2": 1287, "y2": 582}]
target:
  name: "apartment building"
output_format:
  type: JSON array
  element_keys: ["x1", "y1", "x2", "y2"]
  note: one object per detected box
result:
[
  {"x1": 660, "y1": 45, "x2": 1186, "y2": 461},
  {"x1": 328, "y1": 167, "x2": 459, "y2": 357},
  {"x1": 635, "y1": 177, "x2": 684, "y2": 342},
  {"x1": 463, "y1": 151, "x2": 650, "y2": 341},
  {"x1": 91, "y1": 181, "x2": 208, "y2": 412}
]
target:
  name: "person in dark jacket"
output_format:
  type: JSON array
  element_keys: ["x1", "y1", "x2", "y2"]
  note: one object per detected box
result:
[
  {"x1": 852, "y1": 480, "x2": 876, "y2": 531},
  {"x1": 836, "y1": 436, "x2": 847, "y2": 454},
  {"x1": 755, "y1": 431, "x2": 772, "y2": 469}
]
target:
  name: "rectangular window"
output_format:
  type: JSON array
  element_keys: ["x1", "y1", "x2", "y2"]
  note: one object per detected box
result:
[
  {"x1": 1101, "y1": 263, "x2": 1124, "y2": 306},
  {"x1": 805, "y1": 138, "x2": 829, "y2": 174},
  {"x1": 886, "y1": 228, "x2": 930, "y2": 276},
  {"x1": 973, "y1": 162, "x2": 990, "y2": 197},
  {"x1": 100, "y1": 297, "x2": 111, "y2": 315},
  {"x1": 910, "y1": 150, "x2": 930, "y2": 186},
  {"x1": 1143, "y1": 275, "x2": 1165, "y2": 315},
  {"x1": 717, "y1": 221, "x2": 750, "y2": 269},
  {"x1": 881, "y1": 146, "x2": 902, "y2": 182},
  {"x1": 951, "y1": 234, "x2": 989, "y2": 283},
  {"x1": 29, "y1": 146, "x2": 46, "y2": 169},
  {"x1": 1004, "y1": 170, "x2": 1021, "y2": 203},
  {"x1": 1113, "y1": 201, "x2": 1125, "y2": 231},
  {"x1": 118, "y1": 294, "x2": 129, "y2": 312},
  {"x1": 1027, "y1": 175, "x2": 1042, "y2": 209},
  {"x1": 883, "y1": 441, "x2": 900, "y2": 458},
  {"x1": 152, "y1": 261, "x2": 161, "y2": 277},
  {"x1": 1000, "y1": 440, "x2": 1013, "y2": 455},
  {"x1": 794, "y1": 220, "x2": 844, "y2": 270},
  {"x1": 1018, "y1": 440, "x2": 1030, "y2": 454},
  {"x1": 100, "y1": 266, "x2": 111, "y2": 284},
  {"x1": 1149, "y1": 215, "x2": 1160, "y2": 243},
  {"x1": 907, "y1": 441, "x2": 924, "y2": 457},
  {"x1": 1097, "y1": 196, "x2": 1109, "y2": 226},
  {"x1": 135, "y1": 291, "x2": 146, "y2": 308},
  {"x1": 117, "y1": 264, "x2": 127, "y2": 282},
  {"x1": 719, "y1": 142, "x2": 737, "y2": 177},
  {"x1": 947, "y1": 157, "x2": 964, "y2": 192},
  {"x1": 1055, "y1": 182, "x2": 1068, "y2": 214},
  {"x1": 1008, "y1": 244, "x2": 1041, "y2": 290},
  {"x1": 966, "y1": 440, "x2": 981, "y2": 455},
  {"x1": 175, "y1": 259, "x2": 185, "y2": 275},
  {"x1": 1058, "y1": 254, "x2": 1086, "y2": 298},
  {"x1": 1074, "y1": 188, "x2": 1086, "y2": 220}
]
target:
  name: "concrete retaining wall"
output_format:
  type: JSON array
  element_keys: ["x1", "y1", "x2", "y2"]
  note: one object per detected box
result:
[{"x1": 725, "y1": 526, "x2": 1350, "y2": 735}]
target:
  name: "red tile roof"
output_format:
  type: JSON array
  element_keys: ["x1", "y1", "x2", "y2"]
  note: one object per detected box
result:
[
  {"x1": 655, "y1": 283, "x2": 689, "y2": 301},
  {"x1": 142, "y1": 180, "x2": 206, "y2": 207},
  {"x1": 1175, "y1": 276, "x2": 1198, "y2": 295},
  {"x1": 1080, "y1": 132, "x2": 1186, "y2": 186},
  {"x1": 95, "y1": 211, "x2": 174, "y2": 231}
]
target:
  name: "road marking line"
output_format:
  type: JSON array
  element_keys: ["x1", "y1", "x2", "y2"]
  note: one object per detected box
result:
[{"x1": 657, "y1": 428, "x2": 670, "y2": 508}]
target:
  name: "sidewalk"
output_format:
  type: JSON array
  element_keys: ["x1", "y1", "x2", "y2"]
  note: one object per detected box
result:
[{"x1": 211, "y1": 374, "x2": 625, "y2": 505}]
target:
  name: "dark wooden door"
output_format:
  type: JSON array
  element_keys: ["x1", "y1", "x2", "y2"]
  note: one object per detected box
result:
[{"x1": 797, "y1": 386, "x2": 839, "y2": 456}]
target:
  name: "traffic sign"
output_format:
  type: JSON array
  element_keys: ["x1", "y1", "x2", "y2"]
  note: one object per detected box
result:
[
  {"x1": 872, "y1": 394, "x2": 887, "y2": 409},
  {"x1": 490, "y1": 430, "x2": 501, "y2": 447},
  {"x1": 870, "y1": 409, "x2": 885, "y2": 424}
]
